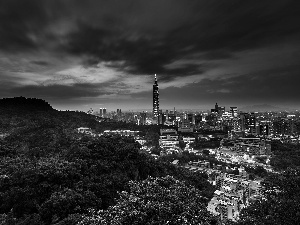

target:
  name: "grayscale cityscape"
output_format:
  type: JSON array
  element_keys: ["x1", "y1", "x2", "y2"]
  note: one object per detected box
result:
[{"x1": 0, "y1": 1, "x2": 300, "y2": 225}]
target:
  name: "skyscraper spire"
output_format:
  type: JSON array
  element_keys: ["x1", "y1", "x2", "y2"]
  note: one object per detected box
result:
[{"x1": 153, "y1": 74, "x2": 159, "y2": 118}]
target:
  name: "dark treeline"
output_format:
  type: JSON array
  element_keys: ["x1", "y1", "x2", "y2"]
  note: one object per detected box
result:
[
  {"x1": 270, "y1": 140, "x2": 300, "y2": 170},
  {"x1": 0, "y1": 97, "x2": 53, "y2": 112}
]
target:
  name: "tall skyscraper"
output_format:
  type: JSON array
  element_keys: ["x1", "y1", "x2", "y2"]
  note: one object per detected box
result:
[{"x1": 153, "y1": 74, "x2": 159, "y2": 118}]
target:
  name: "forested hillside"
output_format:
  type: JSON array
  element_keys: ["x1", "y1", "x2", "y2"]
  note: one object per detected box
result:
[{"x1": 0, "y1": 97, "x2": 215, "y2": 225}]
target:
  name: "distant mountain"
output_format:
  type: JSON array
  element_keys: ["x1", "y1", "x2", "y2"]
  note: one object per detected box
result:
[
  {"x1": 239, "y1": 104, "x2": 288, "y2": 112},
  {"x1": 0, "y1": 96, "x2": 53, "y2": 111}
]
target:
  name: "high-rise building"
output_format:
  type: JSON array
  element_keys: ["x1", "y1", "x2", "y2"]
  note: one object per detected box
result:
[
  {"x1": 140, "y1": 111, "x2": 147, "y2": 125},
  {"x1": 117, "y1": 109, "x2": 122, "y2": 115},
  {"x1": 195, "y1": 114, "x2": 202, "y2": 127},
  {"x1": 230, "y1": 107, "x2": 238, "y2": 117},
  {"x1": 187, "y1": 113, "x2": 195, "y2": 125},
  {"x1": 240, "y1": 113, "x2": 247, "y2": 131},
  {"x1": 158, "y1": 110, "x2": 165, "y2": 125},
  {"x1": 248, "y1": 112, "x2": 256, "y2": 134},
  {"x1": 240, "y1": 112, "x2": 256, "y2": 134},
  {"x1": 153, "y1": 74, "x2": 159, "y2": 118}
]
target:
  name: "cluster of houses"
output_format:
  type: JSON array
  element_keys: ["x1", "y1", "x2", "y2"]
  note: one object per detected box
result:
[
  {"x1": 181, "y1": 159, "x2": 262, "y2": 222},
  {"x1": 77, "y1": 127, "x2": 93, "y2": 134},
  {"x1": 103, "y1": 129, "x2": 140, "y2": 136},
  {"x1": 159, "y1": 129, "x2": 180, "y2": 154},
  {"x1": 77, "y1": 127, "x2": 140, "y2": 137},
  {"x1": 207, "y1": 167, "x2": 261, "y2": 221},
  {"x1": 159, "y1": 129, "x2": 196, "y2": 154}
]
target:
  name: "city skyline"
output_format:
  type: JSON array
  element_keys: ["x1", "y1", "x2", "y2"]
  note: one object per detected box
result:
[{"x1": 1, "y1": 1, "x2": 300, "y2": 111}]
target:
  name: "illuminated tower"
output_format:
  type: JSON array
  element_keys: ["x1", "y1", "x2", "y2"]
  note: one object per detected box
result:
[{"x1": 153, "y1": 74, "x2": 159, "y2": 118}]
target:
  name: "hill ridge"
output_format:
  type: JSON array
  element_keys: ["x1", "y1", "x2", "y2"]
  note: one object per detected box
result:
[{"x1": 0, "y1": 96, "x2": 53, "y2": 111}]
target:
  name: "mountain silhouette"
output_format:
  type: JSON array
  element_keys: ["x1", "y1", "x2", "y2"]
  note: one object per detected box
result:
[{"x1": 0, "y1": 96, "x2": 53, "y2": 112}]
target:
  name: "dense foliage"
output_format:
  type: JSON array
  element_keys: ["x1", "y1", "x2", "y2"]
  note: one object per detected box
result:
[
  {"x1": 79, "y1": 176, "x2": 217, "y2": 225},
  {"x1": 193, "y1": 138, "x2": 221, "y2": 149},
  {"x1": 0, "y1": 135, "x2": 215, "y2": 224},
  {"x1": 270, "y1": 141, "x2": 300, "y2": 170},
  {"x1": 237, "y1": 168, "x2": 300, "y2": 225}
]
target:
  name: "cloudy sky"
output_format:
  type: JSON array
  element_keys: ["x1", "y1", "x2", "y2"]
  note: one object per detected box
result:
[{"x1": 1, "y1": 0, "x2": 300, "y2": 111}]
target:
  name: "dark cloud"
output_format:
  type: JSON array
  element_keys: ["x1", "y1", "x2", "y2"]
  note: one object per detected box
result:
[
  {"x1": 158, "y1": 64, "x2": 205, "y2": 82},
  {"x1": 1, "y1": 0, "x2": 300, "y2": 109},
  {"x1": 0, "y1": 0, "x2": 67, "y2": 51},
  {"x1": 166, "y1": 0, "x2": 300, "y2": 51},
  {"x1": 31, "y1": 60, "x2": 51, "y2": 66},
  {"x1": 2, "y1": 0, "x2": 298, "y2": 73},
  {"x1": 61, "y1": 0, "x2": 300, "y2": 79}
]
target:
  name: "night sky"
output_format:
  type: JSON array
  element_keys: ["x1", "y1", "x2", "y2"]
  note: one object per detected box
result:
[{"x1": 1, "y1": 0, "x2": 300, "y2": 111}]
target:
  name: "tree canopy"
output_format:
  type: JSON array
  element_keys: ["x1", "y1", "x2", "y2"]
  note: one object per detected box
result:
[{"x1": 79, "y1": 176, "x2": 217, "y2": 225}]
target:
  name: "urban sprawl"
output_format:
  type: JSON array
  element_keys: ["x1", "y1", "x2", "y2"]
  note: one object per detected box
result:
[{"x1": 79, "y1": 75, "x2": 300, "y2": 222}]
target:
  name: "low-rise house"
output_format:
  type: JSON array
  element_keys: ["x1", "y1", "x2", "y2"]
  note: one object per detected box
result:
[
  {"x1": 77, "y1": 127, "x2": 92, "y2": 133},
  {"x1": 103, "y1": 130, "x2": 140, "y2": 136}
]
